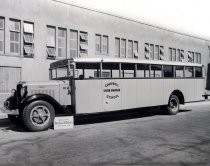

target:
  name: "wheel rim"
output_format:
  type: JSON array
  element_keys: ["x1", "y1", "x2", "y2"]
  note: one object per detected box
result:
[
  {"x1": 30, "y1": 105, "x2": 50, "y2": 127},
  {"x1": 169, "y1": 98, "x2": 178, "y2": 112}
]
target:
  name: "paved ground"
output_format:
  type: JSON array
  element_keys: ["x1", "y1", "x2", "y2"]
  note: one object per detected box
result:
[{"x1": 0, "y1": 101, "x2": 210, "y2": 166}]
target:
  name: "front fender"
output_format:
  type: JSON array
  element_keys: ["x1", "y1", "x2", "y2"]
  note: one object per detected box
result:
[{"x1": 20, "y1": 94, "x2": 65, "y2": 113}]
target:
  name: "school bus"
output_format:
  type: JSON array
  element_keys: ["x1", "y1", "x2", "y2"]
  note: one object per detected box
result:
[{"x1": 3, "y1": 58, "x2": 204, "y2": 131}]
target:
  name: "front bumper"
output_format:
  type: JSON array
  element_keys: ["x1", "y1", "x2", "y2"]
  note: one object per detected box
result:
[
  {"x1": 0, "y1": 107, "x2": 19, "y2": 115},
  {"x1": 1, "y1": 96, "x2": 19, "y2": 115}
]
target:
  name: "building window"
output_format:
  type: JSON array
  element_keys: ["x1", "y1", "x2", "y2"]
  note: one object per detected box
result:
[
  {"x1": 102, "y1": 35, "x2": 108, "y2": 55},
  {"x1": 115, "y1": 38, "x2": 120, "y2": 57},
  {"x1": 95, "y1": 34, "x2": 101, "y2": 54},
  {"x1": 0, "y1": 17, "x2": 4, "y2": 54},
  {"x1": 46, "y1": 26, "x2": 56, "y2": 58},
  {"x1": 194, "y1": 52, "x2": 201, "y2": 64},
  {"x1": 79, "y1": 31, "x2": 88, "y2": 56},
  {"x1": 121, "y1": 39, "x2": 126, "y2": 58},
  {"x1": 10, "y1": 19, "x2": 20, "y2": 54},
  {"x1": 0, "y1": 66, "x2": 21, "y2": 93},
  {"x1": 149, "y1": 44, "x2": 154, "y2": 59},
  {"x1": 127, "y1": 40, "x2": 133, "y2": 58},
  {"x1": 23, "y1": 22, "x2": 34, "y2": 57},
  {"x1": 169, "y1": 47, "x2": 184, "y2": 62},
  {"x1": 134, "y1": 41, "x2": 138, "y2": 58},
  {"x1": 58, "y1": 28, "x2": 67, "y2": 58},
  {"x1": 188, "y1": 51, "x2": 194, "y2": 63},
  {"x1": 70, "y1": 30, "x2": 78, "y2": 58},
  {"x1": 154, "y1": 45, "x2": 159, "y2": 60}
]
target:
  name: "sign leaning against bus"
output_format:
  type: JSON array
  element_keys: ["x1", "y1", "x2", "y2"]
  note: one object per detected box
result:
[{"x1": 2, "y1": 58, "x2": 204, "y2": 131}]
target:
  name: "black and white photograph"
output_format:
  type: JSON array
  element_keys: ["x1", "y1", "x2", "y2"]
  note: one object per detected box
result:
[{"x1": 0, "y1": 0, "x2": 210, "y2": 165}]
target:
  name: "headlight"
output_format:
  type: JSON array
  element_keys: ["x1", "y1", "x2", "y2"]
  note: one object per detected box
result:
[
  {"x1": 11, "y1": 89, "x2": 16, "y2": 96},
  {"x1": 20, "y1": 86, "x2": 27, "y2": 97}
]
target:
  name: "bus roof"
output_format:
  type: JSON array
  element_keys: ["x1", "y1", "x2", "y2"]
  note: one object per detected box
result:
[{"x1": 50, "y1": 58, "x2": 203, "y2": 69}]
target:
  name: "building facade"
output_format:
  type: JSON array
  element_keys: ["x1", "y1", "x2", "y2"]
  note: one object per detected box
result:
[{"x1": 0, "y1": 0, "x2": 210, "y2": 104}]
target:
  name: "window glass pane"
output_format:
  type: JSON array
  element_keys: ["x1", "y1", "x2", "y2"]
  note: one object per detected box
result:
[
  {"x1": 185, "y1": 66, "x2": 194, "y2": 78},
  {"x1": 172, "y1": 48, "x2": 176, "y2": 61},
  {"x1": 76, "y1": 63, "x2": 100, "y2": 79},
  {"x1": 24, "y1": 23, "x2": 33, "y2": 33},
  {"x1": 102, "y1": 36, "x2": 108, "y2": 54},
  {"x1": 177, "y1": 49, "x2": 181, "y2": 61},
  {"x1": 47, "y1": 26, "x2": 55, "y2": 47},
  {"x1": 137, "y1": 64, "x2": 150, "y2": 78},
  {"x1": 169, "y1": 48, "x2": 172, "y2": 61},
  {"x1": 175, "y1": 66, "x2": 184, "y2": 78},
  {"x1": 121, "y1": 39, "x2": 126, "y2": 58},
  {"x1": 0, "y1": 18, "x2": 4, "y2": 29},
  {"x1": 121, "y1": 63, "x2": 135, "y2": 78},
  {"x1": 115, "y1": 38, "x2": 120, "y2": 57},
  {"x1": 150, "y1": 44, "x2": 154, "y2": 59},
  {"x1": 58, "y1": 28, "x2": 66, "y2": 58},
  {"x1": 70, "y1": 30, "x2": 78, "y2": 58},
  {"x1": 195, "y1": 67, "x2": 202, "y2": 77},
  {"x1": 127, "y1": 40, "x2": 133, "y2": 58},
  {"x1": 102, "y1": 63, "x2": 120, "y2": 78},
  {"x1": 163, "y1": 65, "x2": 174, "y2": 78},
  {"x1": 10, "y1": 20, "x2": 20, "y2": 32},
  {"x1": 154, "y1": 45, "x2": 159, "y2": 60},
  {"x1": 134, "y1": 41, "x2": 138, "y2": 52},
  {"x1": 0, "y1": 30, "x2": 4, "y2": 52},
  {"x1": 95, "y1": 35, "x2": 101, "y2": 54},
  {"x1": 151, "y1": 65, "x2": 162, "y2": 77}
]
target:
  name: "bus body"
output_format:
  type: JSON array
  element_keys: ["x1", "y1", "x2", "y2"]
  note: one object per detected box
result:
[{"x1": 3, "y1": 58, "x2": 204, "y2": 131}]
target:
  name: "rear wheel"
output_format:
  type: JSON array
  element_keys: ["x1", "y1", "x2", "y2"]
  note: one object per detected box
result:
[
  {"x1": 165, "y1": 95, "x2": 180, "y2": 115},
  {"x1": 22, "y1": 100, "x2": 55, "y2": 132}
]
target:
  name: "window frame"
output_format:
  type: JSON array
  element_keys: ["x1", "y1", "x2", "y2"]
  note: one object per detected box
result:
[{"x1": 9, "y1": 19, "x2": 21, "y2": 55}]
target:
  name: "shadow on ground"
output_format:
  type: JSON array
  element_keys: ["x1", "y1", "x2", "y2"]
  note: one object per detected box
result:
[
  {"x1": 0, "y1": 108, "x2": 192, "y2": 132},
  {"x1": 74, "y1": 107, "x2": 192, "y2": 125}
]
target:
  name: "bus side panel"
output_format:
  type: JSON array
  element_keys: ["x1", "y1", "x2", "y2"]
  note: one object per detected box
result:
[
  {"x1": 136, "y1": 79, "x2": 151, "y2": 107},
  {"x1": 163, "y1": 79, "x2": 175, "y2": 104},
  {"x1": 184, "y1": 79, "x2": 195, "y2": 102},
  {"x1": 121, "y1": 79, "x2": 137, "y2": 110},
  {"x1": 102, "y1": 79, "x2": 122, "y2": 112},
  {"x1": 75, "y1": 80, "x2": 103, "y2": 114},
  {"x1": 150, "y1": 79, "x2": 164, "y2": 106},
  {"x1": 194, "y1": 79, "x2": 204, "y2": 101},
  {"x1": 174, "y1": 79, "x2": 186, "y2": 101}
]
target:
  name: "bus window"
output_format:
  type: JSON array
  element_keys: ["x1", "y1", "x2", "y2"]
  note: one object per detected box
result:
[
  {"x1": 195, "y1": 67, "x2": 202, "y2": 77},
  {"x1": 102, "y1": 63, "x2": 120, "y2": 78},
  {"x1": 51, "y1": 67, "x2": 69, "y2": 80},
  {"x1": 185, "y1": 66, "x2": 194, "y2": 78},
  {"x1": 175, "y1": 66, "x2": 184, "y2": 78},
  {"x1": 76, "y1": 63, "x2": 100, "y2": 79},
  {"x1": 151, "y1": 65, "x2": 162, "y2": 78},
  {"x1": 121, "y1": 63, "x2": 135, "y2": 78},
  {"x1": 163, "y1": 65, "x2": 174, "y2": 78},
  {"x1": 136, "y1": 64, "x2": 150, "y2": 78}
]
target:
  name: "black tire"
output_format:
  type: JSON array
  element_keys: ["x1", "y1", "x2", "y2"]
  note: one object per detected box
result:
[
  {"x1": 22, "y1": 100, "x2": 55, "y2": 132},
  {"x1": 165, "y1": 95, "x2": 180, "y2": 115},
  {"x1": 8, "y1": 115, "x2": 22, "y2": 126}
]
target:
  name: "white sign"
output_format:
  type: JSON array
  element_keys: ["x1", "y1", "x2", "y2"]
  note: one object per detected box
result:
[{"x1": 54, "y1": 116, "x2": 74, "y2": 130}]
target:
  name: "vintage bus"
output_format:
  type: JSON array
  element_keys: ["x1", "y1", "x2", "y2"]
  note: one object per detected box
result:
[{"x1": 3, "y1": 58, "x2": 204, "y2": 131}]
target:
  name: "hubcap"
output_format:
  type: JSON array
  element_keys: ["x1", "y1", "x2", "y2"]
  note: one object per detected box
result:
[
  {"x1": 169, "y1": 98, "x2": 178, "y2": 112},
  {"x1": 30, "y1": 105, "x2": 50, "y2": 127}
]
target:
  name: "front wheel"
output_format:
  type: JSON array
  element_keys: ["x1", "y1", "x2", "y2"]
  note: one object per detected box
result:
[
  {"x1": 22, "y1": 100, "x2": 55, "y2": 132},
  {"x1": 165, "y1": 95, "x2": 180, "y2": 115}
]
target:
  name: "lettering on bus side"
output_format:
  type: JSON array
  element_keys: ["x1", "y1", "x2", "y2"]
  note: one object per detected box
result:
[{"x1": 103, "y1": 82, "x2": 121, "y2": 100}]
